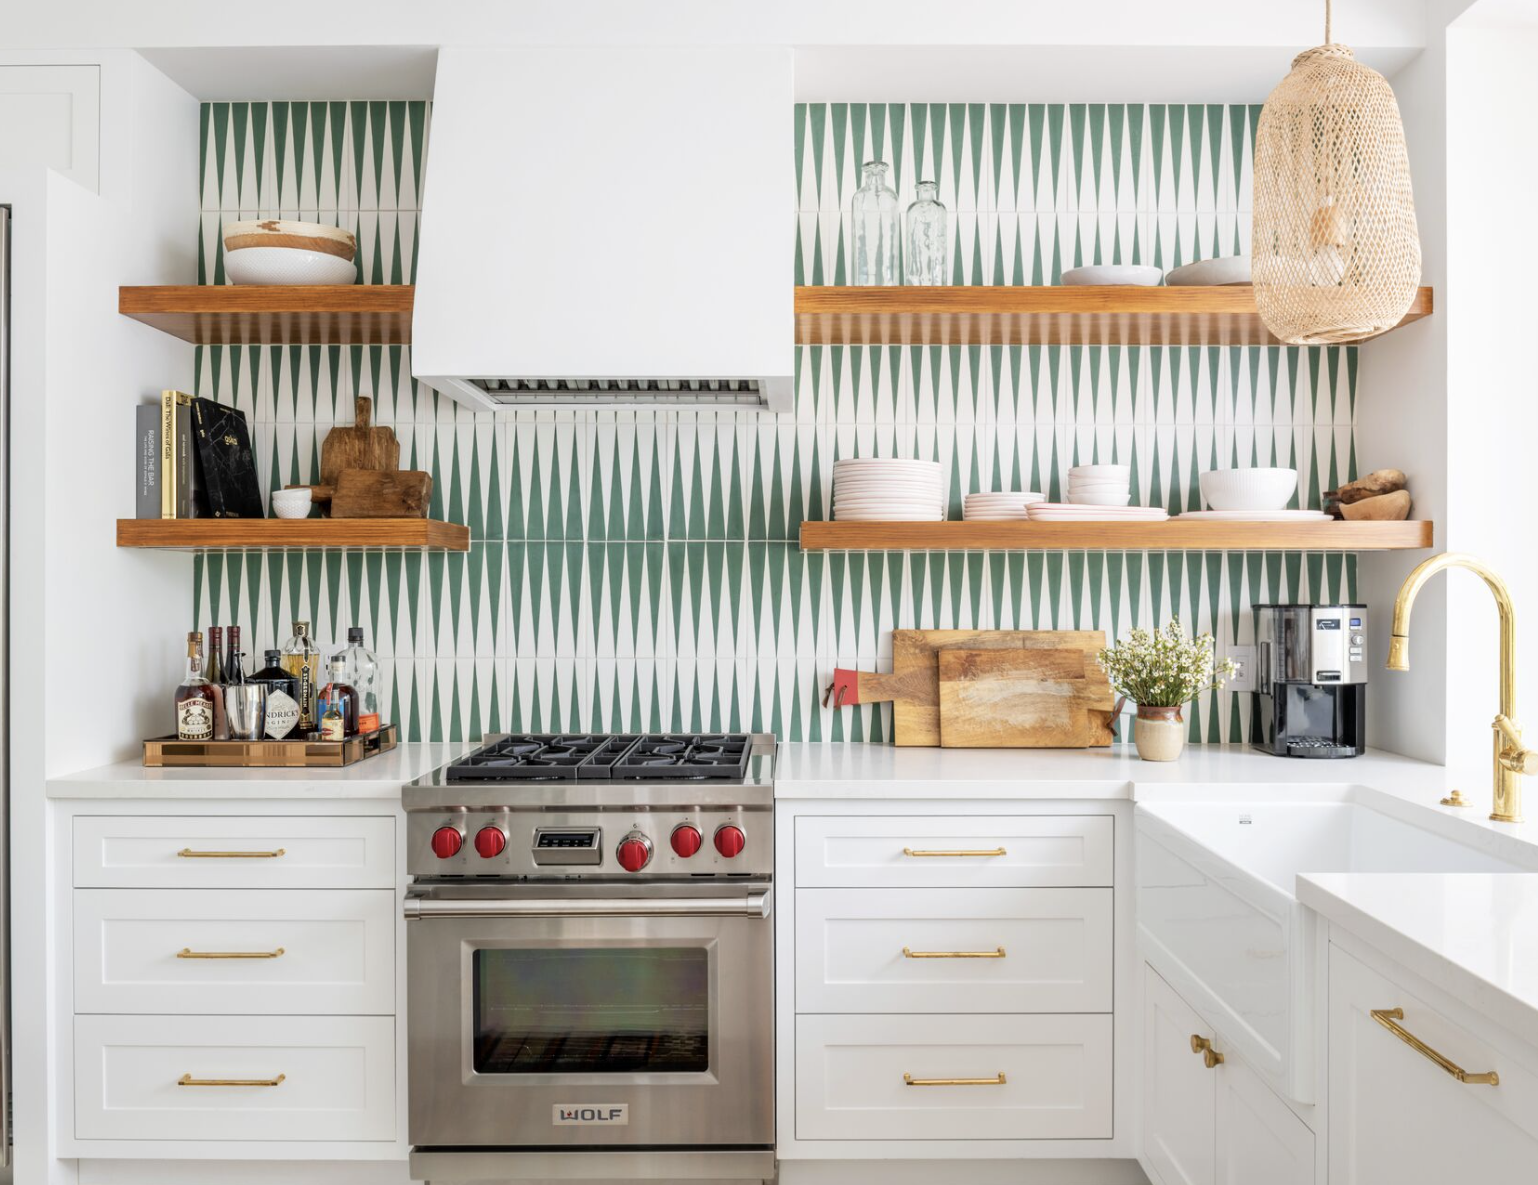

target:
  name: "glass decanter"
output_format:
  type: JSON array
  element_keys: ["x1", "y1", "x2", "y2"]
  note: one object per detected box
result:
[
  {"x1": 851, "y1": 160, "x2": 900, "y2": 286},
  {"x1": 904, "y1": 180, "x2": 949, "y2": 285}
]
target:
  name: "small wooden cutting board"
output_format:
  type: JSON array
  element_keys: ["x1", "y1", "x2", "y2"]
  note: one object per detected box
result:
[
  {"x1": 937, "y1": 647, "x2": 1116, "y2": 748},
  {"x1": 320, "y1": 396, "x2": 400, "y2": 489}
]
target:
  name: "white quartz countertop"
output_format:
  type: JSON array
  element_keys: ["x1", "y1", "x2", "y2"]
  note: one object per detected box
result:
[
  {"x1": 1299, "y1": 872, "x2": 1538, "y2": 1044},
  {"x1": 772, "y1": 742, "x2": 1454, "y2": 800},
  {"x1": 46, "y1": 742, "x2": 475, "y2": 799}
]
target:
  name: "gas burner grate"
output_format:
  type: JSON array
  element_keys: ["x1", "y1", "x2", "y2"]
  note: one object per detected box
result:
[{"x1": 444, "y1": 732, "x2": 753, "y2": 782}]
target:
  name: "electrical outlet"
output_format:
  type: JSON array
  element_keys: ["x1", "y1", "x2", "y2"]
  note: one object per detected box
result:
[{"x1": 1224, "y1": 644, "x2": 1257, "y2": 695}]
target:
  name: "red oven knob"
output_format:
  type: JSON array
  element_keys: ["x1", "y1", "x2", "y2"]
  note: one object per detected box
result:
[
  {"x1": 670, "y1": 824, "x2": 703, "y2": 858},
  {"x1": 616, "y1": 833, "x2": 653, "y2": 873},
  {"x1": 430, "y1": 826, "x2": 464, "y2": 859},
  {"x1": 474, "y1": 826, "x2": 508, "y2": 859},
  {"x1": 714, "y1": 825, "x2": 746, "y2": 859}
]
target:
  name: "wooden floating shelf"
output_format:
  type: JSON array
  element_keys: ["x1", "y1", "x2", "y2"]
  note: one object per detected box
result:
[
  {"x1": 118, "y1": 285, "x2": 414, "y2": 345},
  {"x1": 799, "y1": 519, "x2": 1434, "y2": 552},
  {"x1": 116, "y1": 518, "x2": 469, "y2": 552},
  {"x1": 794, "y1": 285, "x2": 1435, "y2": 347}
]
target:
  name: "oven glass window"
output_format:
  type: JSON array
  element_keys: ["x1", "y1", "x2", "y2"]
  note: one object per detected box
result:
[{"x1": 473, "y1": 948, "x2": 709, "y2": 1074}]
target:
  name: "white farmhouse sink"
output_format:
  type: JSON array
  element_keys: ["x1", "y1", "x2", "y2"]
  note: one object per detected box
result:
[{"x1": 1136, "y1": 789, "x2": 1538, "y2": 1104}]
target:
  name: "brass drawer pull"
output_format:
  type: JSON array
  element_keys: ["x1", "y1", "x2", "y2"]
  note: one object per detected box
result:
[
  {"x1": 1190, "y1": 1035, "x2": 1224, "y2": 1069},
  {"x1": 1371, "y1": 1008, "x2": 1499, "y2": 1086},
  {"x1": 903, "y1": 946, "x2": 1006, "y2": 959},
  {"x1": 904, "y1": 1072, "x2": 1007, "y2": 1087},
  {"x1": 902, "y1": 847, "x2": 1007, "y2": 858},
  {"x1": 177, "y1": 1073, "x2": 286, "y2": 1087},
  {"x1": 177, "y1": 848, "x2": 286, "y2": 859},
  {"x1": 177, "y1": 947, "x2": 285, "y2": 960}
]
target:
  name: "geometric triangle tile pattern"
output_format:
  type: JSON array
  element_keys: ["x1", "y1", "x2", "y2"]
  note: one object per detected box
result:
[{"x1": 194, "y1": 101, "x2": 1357, "y2": 744}]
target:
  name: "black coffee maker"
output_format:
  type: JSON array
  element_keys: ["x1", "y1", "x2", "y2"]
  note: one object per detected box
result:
[{"x1": 1253, "y1": 603, "x2": 1367, "y2": 758}]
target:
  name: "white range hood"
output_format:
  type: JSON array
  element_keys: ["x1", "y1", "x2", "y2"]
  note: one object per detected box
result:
[{"x1": 412, "y1": 46, "x2": 794, "y2": 412}]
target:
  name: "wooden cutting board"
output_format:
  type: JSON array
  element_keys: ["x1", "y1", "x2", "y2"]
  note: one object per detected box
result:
[
  {"x1": 330, "y1": 469, "x2": 433, "y2": 518},
  {"x1": 937, "y1": 647, "x2": 1117, "y2": 748},
  {"x1": 320, "y1": 396, "x2": 400, "y2": 489},
  {"x1": 828, "y1": 629, "x2": 1111, "y2": 746}
]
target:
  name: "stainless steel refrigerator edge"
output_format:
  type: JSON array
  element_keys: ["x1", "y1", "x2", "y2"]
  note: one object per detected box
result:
[{"x1": 1, "y1": 205, "x2": 14, "y2": 1172}]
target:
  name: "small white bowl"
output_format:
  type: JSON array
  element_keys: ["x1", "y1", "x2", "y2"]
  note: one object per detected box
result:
[
  {"x1": 1061, "y1": 265, "x2": 1163, "y2": 287},
  {"x1": 226, "y1": 246, "x2": 356, "y2": 286},
  {"x1": 1068, "y1": 490, "x2": 1132, "y2": 507},
  {"x1": 1198, "y1": 467, "x2": 1298, "y2": 512},
  {"x1": 1069, "y1": 464, "x2": 1131, "y2": 478},
  {"x1": 271, "y1": 488, "x2": 314, "y2": 519}
]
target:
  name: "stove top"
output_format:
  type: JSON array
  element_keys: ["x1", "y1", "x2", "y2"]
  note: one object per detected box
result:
[{"x1": 445, "y1": 733, "x2": 753, "y2": 783}]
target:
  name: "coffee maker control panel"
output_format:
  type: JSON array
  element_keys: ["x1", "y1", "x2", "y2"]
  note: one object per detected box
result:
[{"x1": 1311, "y1": 606, "x2": 1367, "y2": 683}]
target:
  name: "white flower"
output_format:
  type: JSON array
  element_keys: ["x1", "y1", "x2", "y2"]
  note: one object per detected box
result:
[{"x1": 1095, "y1": 619, "x2": 1237, "y2": 708}]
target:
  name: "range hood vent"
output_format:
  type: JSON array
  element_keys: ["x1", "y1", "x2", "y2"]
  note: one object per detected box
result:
[
  {"x1": 465, "y1": 378, "x2": 766, "y2": 408},
  {"x1": 412, "y1": 46, "x2": 794, "y2": 414}
]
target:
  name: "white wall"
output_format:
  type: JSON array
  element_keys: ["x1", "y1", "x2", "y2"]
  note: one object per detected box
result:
[
  {"x1": 1440, "y1": 8, "x2": 1538, "y2": 776},
  {"x1": 4, "y1": 49, "x2": 198, "y2": 1184}
]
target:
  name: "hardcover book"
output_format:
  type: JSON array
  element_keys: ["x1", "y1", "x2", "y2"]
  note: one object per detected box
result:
[
  {"x1": 191, "y1": 398, "x2": 265, "y2": 518},
  {"x1": 156, "y1": 390, "x2": 207, "y2": 519},
  {"x1": 135, "y1": 405, "x2": 160, "y2": 519}
]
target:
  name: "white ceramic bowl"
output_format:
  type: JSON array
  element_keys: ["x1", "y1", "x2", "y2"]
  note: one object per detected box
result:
[
  {"x1": 1068, "y1": 490, "x2": 1132, "y2": 507},
  {"x1": 225, "y1": 246, "x2": 357, "y2": 286},
  {"x1": 271, "y1": 488, "x2": 314, "y2": 519},
  {"x1": 1069, "y1": 464, "x2": 1131, "y2": 479},
  {"x1": 1061, "y1": 265, "x2": 1163, "y2": 287},
  {"x1": 1166, "y1": 255, "x2": 1251, "y2": 286},
  {"x1": 1198, "y1": 467, "x2": 1298, "y2": 512},
  {"x1": 223, "y1": 218, "x2": 356, "y2": 257}
]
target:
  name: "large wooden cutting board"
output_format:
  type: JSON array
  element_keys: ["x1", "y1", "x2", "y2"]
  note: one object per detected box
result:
[
  {"x1": 320, "y1": 396, "x2": 400, "y2": 489},
  {"x1": 829, "y1": 630, "x2": 1111, "y2": 746},
  {"x1": 937, "y1": 647, "x2": 1117, "y2": 748}
]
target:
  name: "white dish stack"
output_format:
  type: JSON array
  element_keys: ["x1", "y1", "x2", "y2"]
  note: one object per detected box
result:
[
  {"x1": 1066, "y1": 464, "x2": 1132, "y2": 507},
  {"x1": 962, "y1": 491, "x2": 1044, "y2": 521},
  {"x1": 832, "y1": 458, "x2": 945, "y2": 522}
]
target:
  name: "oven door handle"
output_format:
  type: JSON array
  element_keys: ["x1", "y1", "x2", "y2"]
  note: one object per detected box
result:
[{"x1": 403, "y1": 889, "x2": 772, "y2": 920}]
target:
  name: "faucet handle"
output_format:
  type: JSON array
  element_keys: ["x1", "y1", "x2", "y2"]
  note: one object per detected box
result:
[{"x1": 1500, "y1": 746, "x2": 1538, "y2": 776}]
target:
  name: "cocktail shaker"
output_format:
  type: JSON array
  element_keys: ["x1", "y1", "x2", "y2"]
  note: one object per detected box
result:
[{"x1": 225, "y1": 683, "x2": 268, "y2": 741}]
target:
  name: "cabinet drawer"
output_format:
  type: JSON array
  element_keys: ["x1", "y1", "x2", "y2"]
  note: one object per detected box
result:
[
  {"x1": 796, "y1": 1013, "x2": 1112, "y2": 1141},
  {"x1": 797, "y1": 887, "x2": 1112, "y2": 1013},
  {"x1": 795, "y1": 815, "x2": 1112, "y2": 888},
  {"x1": 73, "y1": 816, "x2": 395, "y2": 889},
  {"x1": 74, "y1": 889, "x2": 394, "y2": 1015},
  {"x1": 74, "y1": 1015, "x2": 394, "y2": 1142}
]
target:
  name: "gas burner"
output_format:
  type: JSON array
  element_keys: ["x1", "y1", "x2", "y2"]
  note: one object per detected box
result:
[{"x1": 444, "y1": 733, "x2": 753, "y2": 783}]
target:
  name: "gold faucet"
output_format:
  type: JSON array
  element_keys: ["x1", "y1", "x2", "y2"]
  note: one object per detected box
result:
[{"x1": 1387, "y1": 552, "x2": 1534, "y2": 823}]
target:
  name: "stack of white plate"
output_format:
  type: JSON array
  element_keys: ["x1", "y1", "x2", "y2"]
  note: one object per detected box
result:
[
  {"x1": 1028, "y1": 503, "x2": 1170, "y2": 522},
  {"x1": 832, "y1": 458, "x2": 945, "y2": 522},
  {"x1": 1179, "y1": 509, "x2": 1330, "y2": 522},
  {"x1": 1067, "y1": 464, "x2": 1132, "y2": 507},
  {"x1": 963, "y1": 491, "x2": 1045, "y2": 521}
]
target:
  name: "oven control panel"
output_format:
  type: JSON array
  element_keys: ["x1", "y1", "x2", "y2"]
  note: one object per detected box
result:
[{"x1": 409, "y1": 809, "x2": 772, "y2": 878}]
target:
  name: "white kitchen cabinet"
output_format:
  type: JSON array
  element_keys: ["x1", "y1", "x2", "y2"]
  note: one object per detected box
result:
[
  {"x1": 73, "y1": 1014, "x2": 394, "y2": 1142},
  {"x1": 1142, "y1": 966, "x2": 1217, "y2": 1185},
  {"x1": 1142, "y1": 965, "x2": 1313, "y2": 1185},
  {"x1": 796, "y1": 1012, "x2": 1113, "y2": 1141},
  {"x1": 73, "y1": 888, "x2": 395, "y2": 1015},
  {"x1": 73, "y1": 815, "x2": 396, "y2": 888},
  {"x1": 796, "y1": 886, "x2": 1112, "y2": 1013},
  {"x1": 1328, "y1": 943, "x2": 1538, "y2": 1184},
  {"x1": 795, "y1": 814, "x2": 1114, "y2": 888},
  {"x1": 0, "y1": 65, "x2": 99, "y2": 192}
]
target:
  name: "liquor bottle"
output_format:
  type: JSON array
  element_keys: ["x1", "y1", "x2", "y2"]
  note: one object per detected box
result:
[
  {"x1": 319, "y1": 654, "x2": 358, "y2": 737},
  {"x1": 280, "y1": 621, "x2": 322, "y2": 731},
  {"x1": 225, "y1": 625, "x2": 246, "y2": 683},
  {"x1": 341, "y1": 626, "x2": 382, "y2": 733},
  {"x1": 319, "y1": 658, "x2": 348, "y2": 742},
  {"x1": 251, "y1": 649, "x2": 301, "y2": 740},
  {"x1": 203, "y1": 625, "x2": 228, "y2": 740},
  {"x1": 175, "y1": 632, "x2": 217, "y2": 741}
]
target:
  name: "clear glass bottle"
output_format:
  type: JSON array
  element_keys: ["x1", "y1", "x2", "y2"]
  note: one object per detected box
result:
[
  {"x1": 175, "y1": 632, "x2": 217, "y2": 741},
  {"x1": 341, "y1": 626, "x2": 382, "y2": 733},
  {"x1": 851, "y1": 160, "x2": 900, "y2": 286},
  {"x1": 251, "y1": 648, "x2": 302, "y2": 739},
  {"x1": 280, "y1": 620, "x2": 322, "y2": 731},
  {"x1": 904, "y1": 180, "x2": 949, "y2": 285},
  {"x1": 319, "y1": 654, "x2": 358, "y2": 737},
  {"x1": 203, "y1": 625, "x2": 228, "y2": 740}
]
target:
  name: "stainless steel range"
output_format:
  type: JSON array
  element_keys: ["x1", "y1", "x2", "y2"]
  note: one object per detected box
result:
[{"x1": 404, "y1": 732, "x2": 775, "y2": 1185}]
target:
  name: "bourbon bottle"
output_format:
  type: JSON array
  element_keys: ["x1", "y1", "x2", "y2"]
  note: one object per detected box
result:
[{"x1": 175, "y1": 632, "x2": 217, "y2": 741}]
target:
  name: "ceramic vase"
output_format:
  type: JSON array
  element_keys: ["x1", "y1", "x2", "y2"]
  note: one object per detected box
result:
[{"x1": 1134, "y1": 705, "x2": 1185, "y2": 762}]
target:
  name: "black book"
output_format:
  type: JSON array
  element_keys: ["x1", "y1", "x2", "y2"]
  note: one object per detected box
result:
[{"x1": 190, "y1": 398, "x2": 265, "y2": 518}]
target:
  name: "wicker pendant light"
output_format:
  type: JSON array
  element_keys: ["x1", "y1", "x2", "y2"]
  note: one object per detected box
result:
[{"x1": 1252, "y1": 0, "x2": 1421, "y2": 344}]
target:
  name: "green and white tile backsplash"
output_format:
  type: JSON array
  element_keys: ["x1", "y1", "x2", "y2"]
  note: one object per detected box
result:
[{"x1": 191, "y1": 101, "x2": 1357, "y2": 744}]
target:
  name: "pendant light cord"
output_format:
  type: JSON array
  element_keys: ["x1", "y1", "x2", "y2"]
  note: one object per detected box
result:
[{"x1": 1325, "y1": 0, "x2": 1332, "y2": 43}]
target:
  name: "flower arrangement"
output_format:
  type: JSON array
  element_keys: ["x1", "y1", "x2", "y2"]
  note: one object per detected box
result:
[{"x1": 1096, "y1": 619, "x2": 1236, "y2": 708}]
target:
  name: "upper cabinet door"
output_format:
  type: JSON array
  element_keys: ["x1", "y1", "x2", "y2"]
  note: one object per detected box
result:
[
  {"x1": 1329, "y1": 943, "x2": 1538, "y2": 1185},
  {"x1": 0, "y1": 65, "x2": 99, "y2": 192},
  {"x1": 1142, "y1": 965, "x2": 1217, "y2": 1185}
]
